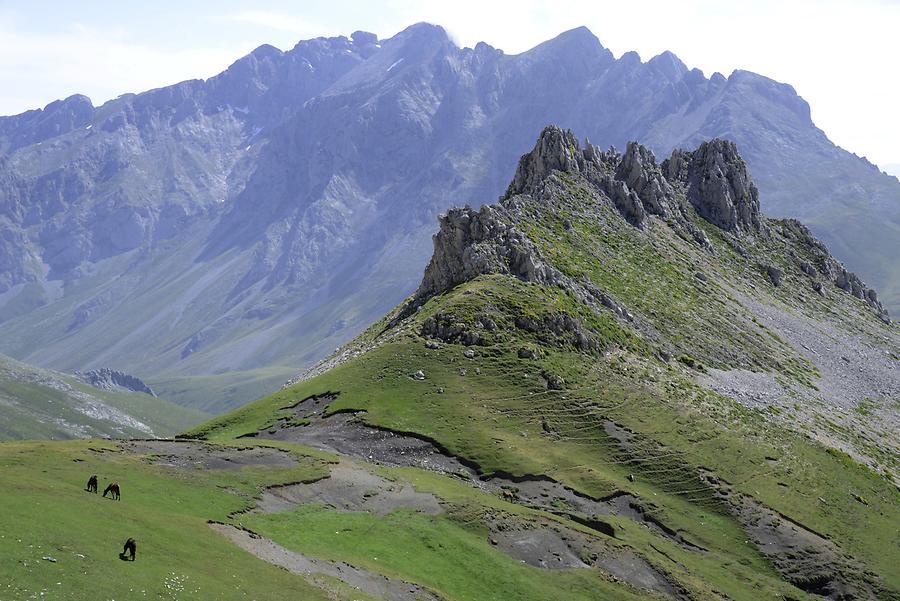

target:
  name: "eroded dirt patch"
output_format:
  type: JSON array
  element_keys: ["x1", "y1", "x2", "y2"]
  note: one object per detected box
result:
[
  {"x1": 252, "y1": 463, "x2": 443, "y2": 517},
  {"x1": 597, "y1": 417, "x2": 889, "y2": 600},
  {"x1": 483, "y1": 475, "x2": 703, "y2": 551},
  {"x1": 484, "y1": 512, "x2": 683, "y2": 598},
  {"x1": 210, "y1": 523, "x2": 442, "y2": 601},
  {"x1": 245, "y1": 394, "x2": 473, "y2": 475},
  {"x1": 701, "y1": 470, "x2": 887, "y2": 600},
  {"x1": 248, "y1": 395, "x2": 700, "y2": 552},
  {"x1": 119, "y1": 440, "x2": 297, "y2": 470}
]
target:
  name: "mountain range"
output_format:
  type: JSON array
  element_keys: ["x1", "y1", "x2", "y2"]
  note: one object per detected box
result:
[{"x1": 0, "y1": 23, "x2": 897, "y2": 411}]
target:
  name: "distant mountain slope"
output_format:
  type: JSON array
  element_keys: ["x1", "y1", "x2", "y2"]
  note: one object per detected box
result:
[
  {"x1": 188, "y1": 128, "x2": 899, "y2": 599},
  {"x1": 0, "y1": 24, "x2": 897, "y2": 411},
  {"x1": 0, "y1": 353, "x2": 207, "y2": 439}
]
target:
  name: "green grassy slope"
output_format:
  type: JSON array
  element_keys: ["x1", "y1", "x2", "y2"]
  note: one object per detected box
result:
[
  {"x1": 0, "y1": 440, "x2": 342, "y2": 601},
  {"x1": 192, "y1": 275, "x2": 898, "y2": 599},
  {"x1": 0, "y1": 354, "x2": 208, "y2": 440}
]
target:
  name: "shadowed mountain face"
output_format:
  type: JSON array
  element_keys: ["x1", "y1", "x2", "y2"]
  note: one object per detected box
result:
[{"x1": 0, "y1": 24, "x2": 897, "y2": 410}]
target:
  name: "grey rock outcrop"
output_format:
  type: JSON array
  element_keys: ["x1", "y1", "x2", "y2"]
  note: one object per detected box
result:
[
  {"x1": 664, "y1": 139, "x2": 762, "y2": 233},
  {"x1": 505, "y1": 126, "x2": 587, "y2": 197},
  {"x1": 501, "y1": 127, "x2": 717, "y2": 247},
  {"x1": 421, "y1": 311, "x2": 486, "y2": 346},
  {"x1": 416, "y1": 204, "x2": 563, "y2": 299},
  {"x1": 615, "y1": 141, "x2": 678, "y2": 219},
  {"x1": 779, "y1": 220, "x2": 887, "y2": 316},
  {"x1": 75, "y1": 368, "x2": 157, "y2": 397}
]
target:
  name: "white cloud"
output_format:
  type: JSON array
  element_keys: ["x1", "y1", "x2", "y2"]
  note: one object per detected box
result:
[
  {"x1": 216, "y1": 10, "x2": 329, "y2": 37},
  {"x1": 0, "y1": 21, "x2": 252, "y2": 114}
]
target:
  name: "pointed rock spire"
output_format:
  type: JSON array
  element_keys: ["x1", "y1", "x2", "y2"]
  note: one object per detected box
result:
[
  {"x1": 505, "y1": 125, "x2": 584, "y2": 197},
  {"x1": 664, "y1": 139, "x2": 762, "y2": 233}
]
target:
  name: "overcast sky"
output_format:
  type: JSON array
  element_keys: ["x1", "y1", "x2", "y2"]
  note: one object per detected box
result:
[{"x1": 1, "y1": 0, "x2": 897, "y2": 168}]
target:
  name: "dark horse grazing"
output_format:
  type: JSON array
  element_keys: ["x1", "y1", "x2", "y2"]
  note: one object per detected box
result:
[
  {"x1": 103, "y1": 482, "x2": 120, "y2": 500},
  {"x1": 86, "y1": 475, "x2": 98, "y2": 493},
  {"x1": 120, "y1": 538, "x2": 136, "y2": 561}
]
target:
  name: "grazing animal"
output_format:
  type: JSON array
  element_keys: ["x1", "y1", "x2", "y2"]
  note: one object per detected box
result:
[
  {"x1": 86, "y1": 475, "x2": 98, "y2": 493},
  {"x1": 120, "y1": 538, "x2": 136, "y2": 561},
  {"x1": 103, "y1": 482, "x2": 120, "y2": 500}
]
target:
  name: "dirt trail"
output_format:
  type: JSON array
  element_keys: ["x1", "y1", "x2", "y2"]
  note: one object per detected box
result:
[{"x1": 210, "y1": 523, "x2": 442, "y2": 601}]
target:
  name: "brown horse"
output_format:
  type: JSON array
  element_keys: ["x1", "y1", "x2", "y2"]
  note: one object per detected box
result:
[
  {"x1": 86, "y1": 475, "x2": 98, "y2": 493},
  {"x1": 103, "y1": 482, "x2": 120, "y2": 500},
  {"x1": 120, "y1": 538, "x2": 136, "y2": 561}
]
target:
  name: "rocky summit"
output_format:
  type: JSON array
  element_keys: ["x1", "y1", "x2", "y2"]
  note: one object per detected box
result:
[
  {"x1": 420, "y1": 126, "x2": 885, "y2": 318},
  {"x1": 0, "y1": 24, "x2": 899, "y2": 410}
]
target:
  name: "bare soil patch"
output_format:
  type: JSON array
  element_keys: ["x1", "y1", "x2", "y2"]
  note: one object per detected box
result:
[
  {"x1": 244, "y1": 394, "x2": 473, "y2": 476},
  {"x1": 483, "y1": 512, "x2": 684, "y2": 598},
  {"x1": 252, "y1": 463, "x2": 442, "y2": 516},
  {"x1": 119, "y1": 440, "x2": 296, "y2": 470},
  {"x1": 210, "y1": 523, "x2": 442, "y2": 601}
]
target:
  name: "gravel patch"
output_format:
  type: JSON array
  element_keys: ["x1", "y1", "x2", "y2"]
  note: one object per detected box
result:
[{"x1": 701, "y1": 291, "x2": 900, "y2": 479}]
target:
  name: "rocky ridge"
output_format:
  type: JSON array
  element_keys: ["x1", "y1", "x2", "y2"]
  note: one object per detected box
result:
[
  {"x1": 418, "y1": 125, "x2": 885, "y2": 318},
  {"x1": 75, "y1": 367, "x2": 157, "y2": 396}
]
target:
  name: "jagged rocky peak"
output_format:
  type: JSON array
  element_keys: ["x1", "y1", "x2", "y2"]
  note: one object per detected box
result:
[
  {"x1": 663, "y1": 139, "x2": 762, "y2": 233},
  {"x1": 415, "y1": 126, "x2": 888, "y2": 321},
  {"x1": 416, "y1": 204, "x2": 561, "y2": 300},
  {"x1": 504, "y1": 126, "x2": 681, "y2": 227},
  {"x1": 505, "y1": 125, "x2": 588, "y2": 197},
  {"x1": 75, "y1": 368, "x2": 157, "y2": 397}
]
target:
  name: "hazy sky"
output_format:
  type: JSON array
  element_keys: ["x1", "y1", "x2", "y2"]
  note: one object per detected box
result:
[{"x1": 1, "y1": 0, "x2": 898, "y2": 167}]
